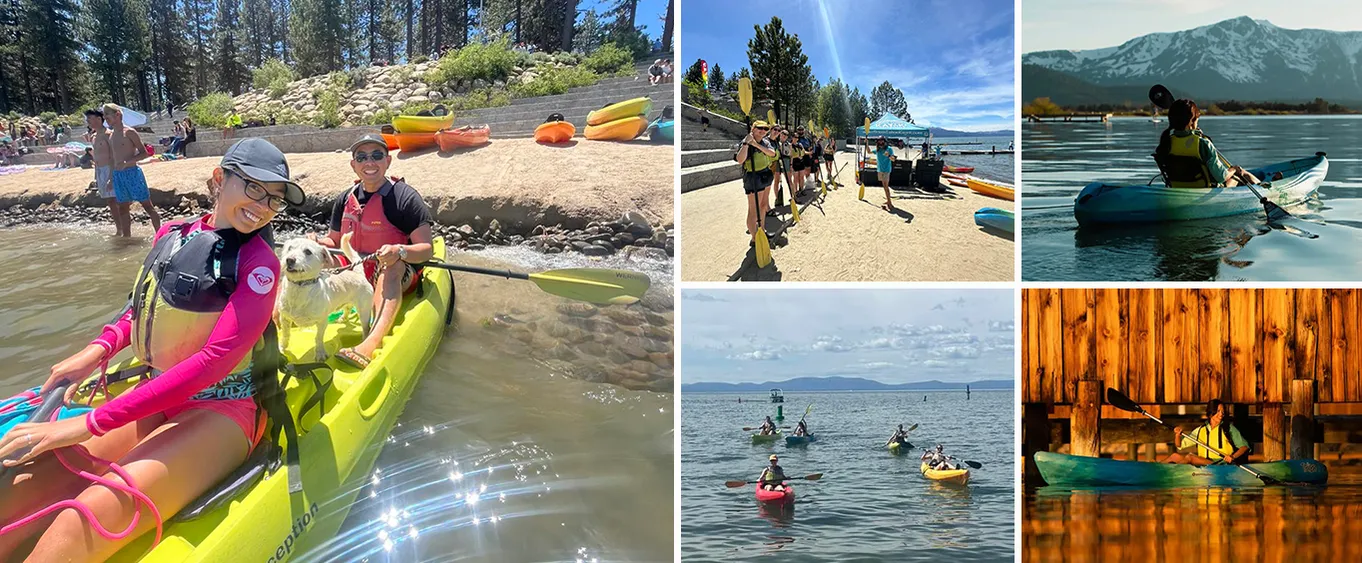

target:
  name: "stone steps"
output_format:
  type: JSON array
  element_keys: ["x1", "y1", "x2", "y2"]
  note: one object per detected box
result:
[
  {"x1": 681, "y1": 148, "x2": 732, "y2": 168},
  {"x1": 682, "y1": 139, "x2": 736, "y2": 151},
  {"x1": 679, "y1": 102, "x2": 743, "y2": 192},
  {"x1": 681, "y1": 160, "x2": 741, "y2": 193}
]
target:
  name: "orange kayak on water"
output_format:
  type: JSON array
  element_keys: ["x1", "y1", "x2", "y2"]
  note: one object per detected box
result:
[{"x1": 435, "y1": 125, "x2": 490, "y2": 150}]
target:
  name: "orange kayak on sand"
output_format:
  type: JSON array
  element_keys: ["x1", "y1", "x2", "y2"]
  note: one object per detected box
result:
[
  {"x1": 435, "y1": 125, "x2": 490, "y2": 150},
  {"x1": 584, "y1": 116, "x2": 648, "y2": 141},
  {"x1": 535, "y1": 121, "x2": 576, "y2": 143},
  {"x1": 394, "y1": 132, "x2": 437, "y2": 152},
  {"x1": 966, "y1": 176, "x2": 1015, "y2": 201}
]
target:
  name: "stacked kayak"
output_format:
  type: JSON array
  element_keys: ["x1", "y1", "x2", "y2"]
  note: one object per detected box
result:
[
  {"x1": 392, "y1": 113, "x2": 455, "y2": 133},
  {"x1": 435, "y1": 125, "x2": 490, "y2": 150},
  {"x1": 1073, "y1": 153, "x2": 1328, "y2": 225},
  {"x1": 974, "y1": 207, "x2": 1015, "y2": 234},
  {"x1": 394, "y1": 132, "x2": 437, "y2": 152},
  {"x1": 95, "y1": 238, "x2": 455, "y2": 562},
  {"x1": 379, "y1": 126, "x2": 400, "y2": 150},
  {"x1": 585, "y1": 97, "x2": 652, "y2": 141},
  {"x1": 785, "y1": 434, "x2": 817, "y2": 446},
  {"x1": 921, "y1": 463, "x2": 970, "y2": 485},
  {"x1": 755, "y1": 484, "x2": 795, "y2": 504},
  {"x1": 966, "y1": 176, "x2": 1015, "y2": 201},
  {"x1": 751, "y1": 432, "x2": 781, "y2": 445},
  {"x1": 1033, "y1": 451, "x2": 1329, "y2": 487}
]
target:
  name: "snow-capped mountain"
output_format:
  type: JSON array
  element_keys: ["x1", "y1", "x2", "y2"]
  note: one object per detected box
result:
[{"x1": 1022, "y1": 16, "x2": 1362, "y2": 103}]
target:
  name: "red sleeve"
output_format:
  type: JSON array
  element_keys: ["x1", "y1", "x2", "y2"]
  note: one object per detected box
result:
[{"x1": 87, "y1": 235, "x2": 278, "y2": 435}]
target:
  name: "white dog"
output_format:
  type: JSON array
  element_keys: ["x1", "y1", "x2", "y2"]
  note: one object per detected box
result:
[{"x1": 276, "y1": 233, "x2": 373, "y2": 361}]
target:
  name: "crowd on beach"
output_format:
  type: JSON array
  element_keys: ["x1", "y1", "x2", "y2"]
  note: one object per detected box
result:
[{"x1": 733, "y1": 120, "x2": 840, "y2": 236}]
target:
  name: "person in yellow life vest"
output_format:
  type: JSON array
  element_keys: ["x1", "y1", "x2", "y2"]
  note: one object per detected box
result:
[
  {"x1": 758, "y1": 454, "x2": 788, "y2": 491},
  {"x1": 1162, "y1": 399, "x2": 1250, "y2": 466},
  {"x1": 734, "y1": 120, "x2": 777, "y2": 245},
  {"x1": 1155, "y1": 99, "x2": 1263, "y2": 188}
]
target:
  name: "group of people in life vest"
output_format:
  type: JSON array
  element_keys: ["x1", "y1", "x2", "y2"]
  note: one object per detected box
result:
[
  {"x1": 1156, "y1": 98, "x2": 1283, "y2": 188},
  {"x1": 734, "y1": 120, "x2": 838, "y2": 241},
  {"x1": 754, "y1": 415, "x2": 810, "y2": 437},
  {"x1": 0, "y1": 128, "x2": 432, "y2": 560}
]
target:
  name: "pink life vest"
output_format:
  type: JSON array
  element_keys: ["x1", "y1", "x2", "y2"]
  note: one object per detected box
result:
[{"x1": 340, "y1": 178, "x2": 410, "y2": 254}]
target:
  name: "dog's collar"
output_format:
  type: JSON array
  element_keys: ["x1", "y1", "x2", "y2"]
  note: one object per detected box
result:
[{"x1": 288, "y1": 276, "x2": 321, "y2": 286}]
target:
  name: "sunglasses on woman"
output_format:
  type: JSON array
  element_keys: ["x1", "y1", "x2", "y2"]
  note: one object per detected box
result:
[
  {"x1": 226, "y1": 168, "x2": 289, "y2": 212},
  {"x1": 353, "y1": 149, "x2": 387, "y2": 163}
]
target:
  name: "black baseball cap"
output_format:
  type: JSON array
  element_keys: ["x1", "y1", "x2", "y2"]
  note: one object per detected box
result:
[
  {"x1": 219, "y1": 138, "x2": 305, "y2": 206},
  {"x1": 348, "y1": 133, "x2": 389, "y2": 153}
]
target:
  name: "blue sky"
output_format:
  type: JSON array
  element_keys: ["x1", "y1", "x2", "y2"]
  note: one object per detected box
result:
[
  {"x1": 582, "y1": 0, "x2": 671, "y2": 39},
  {"x1": 1023, "y1": 0, "x2": 1362, "y2": 52},
  {"x1": 680, "y1": 0, "x2": 1015, "y2": 132},
  {"x1": 681, "y1": 289, "x2": 1015, "y2": 384}
]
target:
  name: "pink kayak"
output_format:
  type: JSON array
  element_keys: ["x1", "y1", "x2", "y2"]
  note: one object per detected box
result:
[{"x1": 755, "y1": 483, "x2": 794, "y2": 504}]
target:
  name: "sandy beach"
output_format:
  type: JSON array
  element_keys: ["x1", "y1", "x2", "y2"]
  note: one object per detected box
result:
[
  {"x1": 680, "y1": 151, "x2": 1014, "y2": 281},
  {"x1": 0, "y1": 138, "x2": 674, "y2": 232}
]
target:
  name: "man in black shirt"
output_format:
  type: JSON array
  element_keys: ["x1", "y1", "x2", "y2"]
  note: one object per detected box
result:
[{"x1": 311, "y1": 133, "x2": 435, "y2": 369}]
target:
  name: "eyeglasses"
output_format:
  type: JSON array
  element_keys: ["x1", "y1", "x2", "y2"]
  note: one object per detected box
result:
[
  {"x1": 353, "y1": 149, "x2": 387, "y2": 163},
  {"x1": 226, "y1": 169, "x2": 289, "y2": 212}
]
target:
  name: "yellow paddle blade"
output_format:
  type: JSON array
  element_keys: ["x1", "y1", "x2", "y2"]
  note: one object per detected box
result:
[
  {"x1": 738, "y1": 78, "x2": 753, "y2": 115},
  {"x1": 858, "y1": 182, "x2": 865, "y2": 200},
  {"x1": 526, "y1": 268, "x2": 651, "y2": 305},
  {"x1": 864, "y1": 117, "x2": 871, "y2": 139},
  {"x1": 789, "y1": 185, "x2": 800, "y2": 223},
  {"x1": 767, "y1": 109, "x2": 776, "y2": 124},
  {"x1": 807, "y1": 119, "x2": 815, "y2": 133},
  {"x1": 754, "y1": 229, "x2": 772, "y2": 268}
]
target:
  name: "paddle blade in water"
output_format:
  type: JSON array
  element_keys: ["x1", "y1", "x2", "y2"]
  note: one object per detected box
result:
[
  {"x1": 738, "y1": 78, "x2": 753, "y2": 115},
  {"x1": 1263, "y1": 201, "x2": 1291, "y2": 223},
  {"x1": 527, "y1": 269, "x2": 651, "y2": 305}
]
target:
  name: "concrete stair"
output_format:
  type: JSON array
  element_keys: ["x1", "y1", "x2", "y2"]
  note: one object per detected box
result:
[{"x1": 680, "y1": 102, "x2": 743, "y2": 193}]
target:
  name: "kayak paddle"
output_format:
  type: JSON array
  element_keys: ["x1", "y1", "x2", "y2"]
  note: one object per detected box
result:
[
  {"x1": 421, "y1": 262, "x2": 650, "y2": 306},
  {"x1": 725, "y1": 473, "x2": 824, "y2": 488},
  {"x1": 1106, "y1": 388, "x2": 1305, "y2": 486},
  {"x1": 1148, "y1": 84, "x2": 1292, "y2": 223},
  {"x1": 767, "y1": 109, "x2": 776, "y2": 126},
  {"x1": 738, "y1": 77, "x2": 772, "y2": 268},
  {"x1": 858, "y1": 117, "x2": 870, "y2": 200},
  {"x1": 0, "y1": 384, "x2": 68, "y2": 471}
]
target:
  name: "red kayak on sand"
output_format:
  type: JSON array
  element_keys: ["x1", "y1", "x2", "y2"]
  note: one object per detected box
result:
[
  {"x1": 754, "y1": 483, "x2": 794, "y2": 504},
  {"x1": 944, "y1": 165, "x2": 974, "y2": 173}
]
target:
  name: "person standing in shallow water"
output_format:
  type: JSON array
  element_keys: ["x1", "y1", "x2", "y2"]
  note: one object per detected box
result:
[
  {"x1": 104, "y1": 104, "x2": 161, "y2": 237},
  {"x1": 84, "y1": 108, "x2": 128, "y2": 237}
]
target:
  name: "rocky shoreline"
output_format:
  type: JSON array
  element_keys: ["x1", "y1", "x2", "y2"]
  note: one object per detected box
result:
[{"x1": 0, "y1": 200, "x2": 674, "y2": 262}]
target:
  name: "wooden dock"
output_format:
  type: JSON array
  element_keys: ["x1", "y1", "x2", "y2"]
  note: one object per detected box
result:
[
  {"x1": 1021, "y1": 288, "x2": 1362, "y2": 482},
  {"x1": 1026, "y1": 113, "x2": 1111, "y2": 123}
]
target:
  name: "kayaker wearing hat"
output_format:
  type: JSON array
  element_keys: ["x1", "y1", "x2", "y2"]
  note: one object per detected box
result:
[
  {"x1": 735, "y1": 120, "x2": 777, "y2": 244},
  {"x1": 0, "y1": 138, "x2": 303, "y2": 561},
  {"x1": 758, "y1": 454, "x2": 788, "y2": 491},
  {"x1": 887, "y1": 424, "x2": 911, "y2": 447},
  {"x1": 1163, "y1": 399, "x2": 1249, "y2": 466},
  {"x1": 311, "y1": 133, "x2": 435, "y2": 369},
  {"x1": 922, "y1": 444, "x2": 957, "y2": 470},
  {"x1": 1155, "y1": 99, "x2": 1262, "y2": 188},
  {"x1": 756, "y1": 416, "x2": 777, "y2": 436}
]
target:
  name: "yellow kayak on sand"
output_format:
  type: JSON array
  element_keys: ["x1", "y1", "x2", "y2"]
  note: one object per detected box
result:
[
  {"x1": 105, "y1": 238, "x2": 455, "y2": 562},
  {"x1": 965, "y1": 176, "x2": 1015, "y2": 201},
  {"x1": 587, "y1": 97, "x2": 653, "y2": 126}
]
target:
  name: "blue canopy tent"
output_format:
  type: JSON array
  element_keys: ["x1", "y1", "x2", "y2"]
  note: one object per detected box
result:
[{"x1": 856, "y1": 114, "x2": 930, "y2": 140}]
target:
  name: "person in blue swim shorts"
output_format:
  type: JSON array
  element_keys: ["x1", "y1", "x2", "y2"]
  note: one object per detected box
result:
[{"x1": 105, "y1": 103, "x2": 162, "y2": 236}]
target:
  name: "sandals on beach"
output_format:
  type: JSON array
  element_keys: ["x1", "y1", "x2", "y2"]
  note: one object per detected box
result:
[{"x1": 335, "y1": 347, "x2": 372, "y2": 369}]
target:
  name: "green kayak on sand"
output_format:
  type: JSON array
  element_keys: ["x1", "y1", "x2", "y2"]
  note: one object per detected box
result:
[{"x1": 1033, "y1": 451, "x2": 1329, "y2": 488}]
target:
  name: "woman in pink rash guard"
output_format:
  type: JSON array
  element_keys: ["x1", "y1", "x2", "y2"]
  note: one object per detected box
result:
[{"x1": 0, "y1": 138, "x2": 305, "y2": 562}]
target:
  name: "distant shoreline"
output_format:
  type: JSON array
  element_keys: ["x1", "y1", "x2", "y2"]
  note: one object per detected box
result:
[{"x1": 683, "y1": 388, "x2": 1014, "y2": 394}]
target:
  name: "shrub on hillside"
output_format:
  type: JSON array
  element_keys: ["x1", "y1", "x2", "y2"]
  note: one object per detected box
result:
[
  {"x1": 583, "y1": 43, "x2": 632, "y2": 75},
  {"x1": 252, "y1": 58, "x2": 296, "y2": 99},
  {"x1": 314, "y1": 89, "x2": 342, "y2": 128},
  {"x1": 510, "y1": 67, "x2": 598, "y2": 98},
  {"x1": 188, "y1": 93, "x2": 234, "y2": 128},
  {"x1": 606, "y1": 28, "x2": 651, "y2": 60},
  {"x1": 684, "y1": 80, "x2": 712, "y2": 108},
  {"x1": 424, "y1": 37, "x2": 519, "y2": 88},
  {"x1": 445, "y1": 88, "x2": 512, "y2": 111}
]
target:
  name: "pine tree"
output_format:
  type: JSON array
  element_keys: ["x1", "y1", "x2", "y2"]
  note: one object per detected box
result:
[
  {"x1": 184, "y1": 0, "x2": 216, "y2": 97},
  {"x1": 709, "y1": 64, "x2": 723, "y2": 93},
  {"x1": 215, "y1": 0, "x2": 249, "y2": 93},
  {"x1": 746, "y1": 17, "x2": 809, "y2": 125},
  {"x1": 22, "y1": 0, "x2": 85, "y2": 111},
  {"x1": 290, "y1": 0, "x2": 346, "y2": 74},
  {"x1": 869, "y1": 81, "x2": 908, "y2": 121},
  {"x1": 574, "y1": 8, "x2": 606, "y2": 53},
  {"x1": 147, "y1": 0, "x2": 193, "y2": 107}
]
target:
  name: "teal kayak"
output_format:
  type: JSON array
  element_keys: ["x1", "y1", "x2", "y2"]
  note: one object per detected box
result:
[
  {"x1": 649, "y1": 118, "x2": 674, "y2": 142},
  {"x1": 974, "y1": 207, "x2": 1014, "y2": 233},
  {"x1": 1073, "y1": 153, "x2": 1327, "y2": 225},
  {"x1": 1033, "y1": 451, "x2": 1328, "y2": 487},
  {"x1": 785, "y1": 434, "x2": 817, "y2": 446}
]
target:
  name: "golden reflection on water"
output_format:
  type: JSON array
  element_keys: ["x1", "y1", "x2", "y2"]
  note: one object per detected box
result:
[{"x1": 1024, "y1": 484, "x2": 1362, "y2": 562}]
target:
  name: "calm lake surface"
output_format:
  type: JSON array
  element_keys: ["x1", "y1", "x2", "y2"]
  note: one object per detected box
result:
[
  {"x1": 1023, "y1": 467, "x2": 1362, "y2": 563},
  {"x1": 0, "y1": 225, "x2": 674, "y2": 562},
  {"x1": 681, "y1": 390, "x2": 1014, "y2": 562},
  {"x1": 1022, "y1": 116, "x2": 1362, "y2": 281}
]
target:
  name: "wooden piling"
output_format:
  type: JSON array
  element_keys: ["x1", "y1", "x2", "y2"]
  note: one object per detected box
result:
[
  {"x1": 1290, "y1": 379, "x2": 1317, "y2": 460},
  {"x1": 1023, "y1": 404, "x2": 1050, "y2": 486},
  {"x1": 1262, "y1": 403, "x2": 1285, "y2": 461},
  {"x1": 1071, "y1": 380, "x2": 1102, "y2": 457}
]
